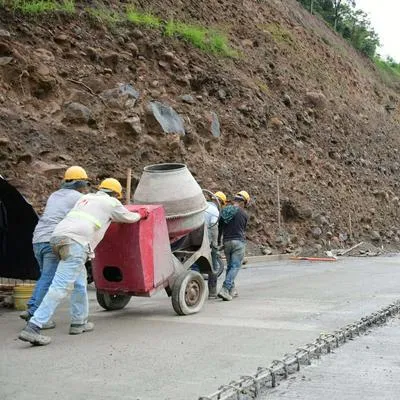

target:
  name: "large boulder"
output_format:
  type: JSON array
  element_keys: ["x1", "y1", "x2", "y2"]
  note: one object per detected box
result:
[
  {"x1": 146, "y1": 101, "x2": 185, "y2": 135},
  {"x1": 101, "y1": 83, "x2": 140, "y2": 109},
  {"x1": 304, "y1": 91, "x2": 327, "y2": 109},
  {"x1": 32, "y1": 161, "x2": 67, "y2": 177},
  {"x1": 63, "y1": 102, "x2": 93, "y2": 125}
]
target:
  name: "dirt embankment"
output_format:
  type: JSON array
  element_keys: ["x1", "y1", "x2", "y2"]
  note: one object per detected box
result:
[{"x1": 1, "y1": 0, "x2": 400, "y2": 255}]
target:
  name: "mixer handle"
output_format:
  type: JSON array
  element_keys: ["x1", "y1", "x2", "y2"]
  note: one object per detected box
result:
[{"x1": 202, "y1": 189, "x2": 223, "y2": 212}]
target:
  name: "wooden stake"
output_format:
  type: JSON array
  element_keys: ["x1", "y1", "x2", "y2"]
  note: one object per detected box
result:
[
  {"x1": 349, "y1": 212, "x2": 353, "y2": 240},
  {"x1": 340, "y1": 241, "x2": 364, "y2": 256},
  {"x1": 126, "y1": 168, "x2": 132, "y2": 205},
  {"x1": 277, "y1": 175, "x2": 281, "y2": 231}
]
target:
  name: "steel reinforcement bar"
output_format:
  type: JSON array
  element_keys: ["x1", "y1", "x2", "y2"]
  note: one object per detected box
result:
[{"x1": 199, "y1": 300, "x2": 400, "y2": 400}]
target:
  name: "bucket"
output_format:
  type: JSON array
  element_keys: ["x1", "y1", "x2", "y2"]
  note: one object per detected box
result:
[{"x1": 13, "y1": 284, "x2": 35, "y2": 311}]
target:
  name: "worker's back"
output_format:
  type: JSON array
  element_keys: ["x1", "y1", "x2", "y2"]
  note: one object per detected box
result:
[
  {"x1": 219, "y1": 205, "x2": 248, "y2": 243},
  {"x1": 52, "y1": 191, "x2": 140, "y2": 251},
  {"x1": 33, "y1": 189, "x2": 82, "y2": 244},
  {"x1": 52, "y1": 191, "x2": 120, "y2": 249}
]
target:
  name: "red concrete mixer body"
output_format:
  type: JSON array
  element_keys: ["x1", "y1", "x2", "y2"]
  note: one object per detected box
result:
[{"x1": 93, "y1": 205, "x2": 175, "y2": 296}]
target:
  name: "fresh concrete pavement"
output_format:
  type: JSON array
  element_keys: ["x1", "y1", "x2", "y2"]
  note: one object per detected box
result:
[
  {"x1": 268, "y1": 316, "x2": 400, "y2": 400},
  {"x1": 1, "y1": 256, "x2": 400, "y2": 400}
]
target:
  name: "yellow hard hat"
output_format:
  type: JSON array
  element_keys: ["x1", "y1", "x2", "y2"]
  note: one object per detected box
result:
[
  {"x1": 64, "y1": 166, "x2": 88, "y2": 181},
  {"x1": 214, "y1": 191, "x2": 227, "y2": 205},
  {"x1": 235, "y1": 190, "x2": 250, "y2": 204},
  {"x1": 99, "y1": 178, "x2": 123, "y2": 199}
]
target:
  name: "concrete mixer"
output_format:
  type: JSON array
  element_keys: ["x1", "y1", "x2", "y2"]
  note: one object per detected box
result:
[{"x1": 92, "y1": 163, "x2": 214, "y2": 315}]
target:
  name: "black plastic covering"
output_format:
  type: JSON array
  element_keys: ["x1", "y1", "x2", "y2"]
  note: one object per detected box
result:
[{"x1": 0, "y1": 177, "x2": 39, "y2": 280}]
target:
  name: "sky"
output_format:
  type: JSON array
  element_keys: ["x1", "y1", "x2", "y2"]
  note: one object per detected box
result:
[{"x1": 356, "y1": 0, "x2": 400, "y2": 61}]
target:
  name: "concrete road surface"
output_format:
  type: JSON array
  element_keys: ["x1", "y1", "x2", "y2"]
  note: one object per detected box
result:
[
  {"x1": 268, "y1": 316, "x2": 400, "y2": 400},
  {"x1": 1, "y1": 256, "x2": 400, "y2": 400}
]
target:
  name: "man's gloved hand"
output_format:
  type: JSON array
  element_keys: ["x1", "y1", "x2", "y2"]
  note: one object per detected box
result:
[{"x1": 137, "y1": 208, "x2": 149, "y2": 220}]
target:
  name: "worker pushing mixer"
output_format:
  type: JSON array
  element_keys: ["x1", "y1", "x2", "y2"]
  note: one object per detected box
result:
[
  {"x1": 18, "y1": 178, "x2": 149, "y2": 346},
  {"x1": 192, "y1": 191, "x2": 227, "y2": 298},
  {"x1": 21, "y1": 166, "x2": 90, "y2": 327},
  {"x1": 206, "y1": 191, "x2": 227, "y2": 297},
  {"x1": 218, "y1": 190, "x2": 250, "y2": 301}
]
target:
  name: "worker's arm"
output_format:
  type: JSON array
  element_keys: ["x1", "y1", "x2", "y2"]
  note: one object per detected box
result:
[
  {"x1": 110, "y1": 203, "x2": 142, "y2": 223},
  {"x1": 217, "y1": 218, "x2": 224, "y2": 246}
]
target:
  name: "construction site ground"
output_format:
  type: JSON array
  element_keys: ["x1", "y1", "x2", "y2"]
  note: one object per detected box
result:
[
  {"x1": 268, "y1": 316, "x2": 400, "y2": 400},
  {"x1": 1, "y1": 256, "x2": 400, "y2": 400}
]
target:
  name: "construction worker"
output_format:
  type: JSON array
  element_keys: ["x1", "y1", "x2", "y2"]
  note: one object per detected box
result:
[
  {"x1": 217, "y1": 190, "x2": 250, "y2": 301},
  {"x1": 205, "y1": 191, "x2": 226, "y2": 298},
  {"x1": 18, "y1": 178, "x2": 149, "y2": 346},
  {"x1": 191, "y1": 191, "x2": 226, "y2": 298},
  {"x1": 20, "y1": 166, "x2": 90, "y2": 327}
]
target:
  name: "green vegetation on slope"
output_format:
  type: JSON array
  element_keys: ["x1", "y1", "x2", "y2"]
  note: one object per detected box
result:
[
  {"x1": 126, "y1": 7, "x2": 237, "y2": 57},
  {"x1": 297, "y1": 0, "x2": 399, "y2": 85},
  {"x1": 8, "y1": 0, "x2": 74, "y2": 13},
  {"x1": 164, "y1": 20, "x2": 237, "y2": 57},
  {"x1": 297, "y1": 0, "x2": 379, "y2": 59},
  {"x1": 0, "y1": 1, "x2": 236, "y2": 57},
  {"x1": 126, "y1": 7, "x2": 162, "y2": 28},
  {"x1": 375, "y1": 57, "x2": 400, "y2": 86}
]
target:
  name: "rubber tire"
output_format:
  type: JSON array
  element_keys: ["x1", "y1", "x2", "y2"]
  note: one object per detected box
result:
[
  {"x1": 96, "y1": 291, "x2": 131, "y2": 311},
  {"x1": 171, "y1": 270, "x2": 207, "y2": 316}
]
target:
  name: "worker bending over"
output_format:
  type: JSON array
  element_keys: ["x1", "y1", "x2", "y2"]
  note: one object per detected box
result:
[
  {"x1": 218, "y1": 191, "x2": 250, "y2": 301},
  {"x1": 21, "y1": 166, "x2": 90, "y2": 328},
  {"x1": 192, "y1": 191, "x2": 227, "y2": 298},
  {"x1": 18, "y1": 178, "x2": 148, "y2": 346}
]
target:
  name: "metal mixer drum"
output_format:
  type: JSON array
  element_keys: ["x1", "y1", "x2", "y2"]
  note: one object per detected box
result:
[{"x1": 133, "y1": 163, "x2": 207, "y2": 240}]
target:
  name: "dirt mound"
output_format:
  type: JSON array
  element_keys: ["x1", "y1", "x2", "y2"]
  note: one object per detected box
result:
[{"x1": 1, "y1": 1, "x2": 400, "y2": 253}]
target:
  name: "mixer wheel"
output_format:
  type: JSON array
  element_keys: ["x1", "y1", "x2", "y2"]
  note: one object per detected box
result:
[
  {"x1": 96, "y1": 291, "x2": 131, "y2": 311},
  {"x1": 171, "y1": 270, "x2": 208, "y2": 315}
]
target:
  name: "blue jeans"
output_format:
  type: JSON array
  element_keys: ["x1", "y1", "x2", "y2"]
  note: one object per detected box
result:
[
  {"x1": 222, "y1": 240, "x2": 245, "y2": 291},
  {"x1": 30, "y1": 238, "x2": 89, "y2": 328},
  {"x1": 27, "y1": 243, "x2": 59, "y2": 315}
]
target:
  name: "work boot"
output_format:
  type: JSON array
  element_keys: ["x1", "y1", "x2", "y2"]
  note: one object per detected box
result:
[
  {"x1": 69, "y1": 322, "x2": 95, "y2": 335},
  {"x1": 218, "y1": 287, "x2": 233, "y2": 301},
  {"x1": 41, "y1": 320, "x2": 56, "y2": 330},
  {"x1": 230, "y1": 287, "x2": 239, "y2": 298},
  {"x1": 19, "y1": 310, "x2": 32, "y2": 321},
  {"x1": 18, "y1": 322, "x2": 51, "y2": 346},
  {"x1": 208, "y1": 289, "x2": 218, "y2": 299}
]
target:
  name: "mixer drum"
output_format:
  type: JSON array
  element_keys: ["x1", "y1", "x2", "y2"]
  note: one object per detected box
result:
[{"x1": 133, "y1": 163, "x2": 207, "y2": 240}]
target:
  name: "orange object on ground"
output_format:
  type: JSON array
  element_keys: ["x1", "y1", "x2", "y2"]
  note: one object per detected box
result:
[{"x1": 290, "y1": 256, "x2": 337, "y2": 262}]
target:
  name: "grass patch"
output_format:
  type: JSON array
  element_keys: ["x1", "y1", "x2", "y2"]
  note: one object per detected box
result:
[
  {"x1": 9, "y1": 0, "x2": 75, "y2": 14},
  {"x1": 126, "y1": 8, "x2": 236, "y2": 57},
  {"x1": 255, "y1": 79, "x2": 270, "y2": 94},
  {"x1": 262, "y1": 22, "x2": 293, "y2": 44},
  {"x1": 164, "y1": 20, "x2": 238, "y2": 57},
  {"x1": 374, "y1": 57, "x2": 400, "y2": 88},
  {"x1": 86, "y1": 7, "x2": 121, "y2": 26},
  {"x1": 166, "y1": 21, "x2": 237, "y2": 56},
  {"x1": 126, "y1": 7, "x2": 162, "y2": 28},
  {"x1": 166, "y1": 19, "x2": 237, "y2": 56},
  {"x1": 2, "y1": 2, "x2": 237, "y2": 57},
  {"x1": 375, "y1": 58, "x2": 400, "y2": 79}
]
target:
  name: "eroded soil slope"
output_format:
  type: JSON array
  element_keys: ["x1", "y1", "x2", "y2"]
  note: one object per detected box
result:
[{"x1": 1, "y1": 0, "x2": 400, "y2": 252}]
